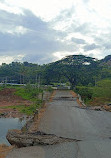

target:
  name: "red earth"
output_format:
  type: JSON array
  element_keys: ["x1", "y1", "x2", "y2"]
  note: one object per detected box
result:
[{"x1": 0, "y1": 88, "x2": 32, "y2": 118}]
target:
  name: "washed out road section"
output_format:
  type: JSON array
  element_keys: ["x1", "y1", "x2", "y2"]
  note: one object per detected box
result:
[{"x1": 7, "y1": 90, "x2": 111, "y2": 158}]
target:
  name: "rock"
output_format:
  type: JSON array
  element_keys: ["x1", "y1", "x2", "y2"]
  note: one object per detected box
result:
[
  {"x1": 90, "y1": 106, "x2": 102, "y2": 111},
  {"x1": 0, "y1": 112, "x2": 8, "y2": 117},
  {"x1": 21, "y1": 117, "x2": 33, "y2": 132},
  {"x1": 6, "y1": 130, "x2": 77, "y2": 147},
  {"x1": 33, "y1": 109, "x2": 39, "y2": 121},
  {"x1": 106, "y1": 103, "x2": 111, "y2": 106},
  {"x1": 103, "y1": 105, "x2": 111, "y2": 111}
]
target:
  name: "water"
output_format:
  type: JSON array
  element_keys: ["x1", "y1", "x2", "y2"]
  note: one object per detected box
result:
[{"x1": 0, "y1": 118, "x2": 26, "y2": 145}]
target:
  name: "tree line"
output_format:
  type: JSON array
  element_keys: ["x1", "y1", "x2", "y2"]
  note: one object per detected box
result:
[{"x1": 0, "y1": 55, "x2": 111, "y2": 88}]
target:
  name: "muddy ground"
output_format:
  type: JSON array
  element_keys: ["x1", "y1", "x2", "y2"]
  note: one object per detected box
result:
[{"x1": 0, "y1": 88, "x2": 32, "y2": 118}]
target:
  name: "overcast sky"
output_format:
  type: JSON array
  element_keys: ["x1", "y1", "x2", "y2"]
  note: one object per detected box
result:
[{"x1": 0, "y1": 0, "x2": 111, "y2": 64}]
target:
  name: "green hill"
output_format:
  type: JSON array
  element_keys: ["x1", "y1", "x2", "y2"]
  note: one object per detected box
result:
[{"x1": 0, "y1": 55, "x2": 111, "y2": 88}]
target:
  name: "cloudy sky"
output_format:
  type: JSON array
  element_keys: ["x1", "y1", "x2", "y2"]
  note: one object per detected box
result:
[{"x1": 0, "y1": 0, "x2": 111, "y2": 64}]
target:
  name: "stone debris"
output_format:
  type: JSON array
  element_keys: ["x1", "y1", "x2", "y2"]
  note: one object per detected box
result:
[
  {"x1": 6, "y1": 130, "x2": 80, "y2": 148},
  {"x1": 89, "y1": 106, "x2": 103, "y2": 111}
]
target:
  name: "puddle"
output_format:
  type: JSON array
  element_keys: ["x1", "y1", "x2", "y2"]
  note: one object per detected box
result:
[{"x1": 0, "y1": 118, "x2": 26, "y2": 145}]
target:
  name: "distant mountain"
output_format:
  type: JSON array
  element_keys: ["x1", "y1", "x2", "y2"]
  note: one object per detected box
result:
[
  {"x1": 54, "y1": 55, "x2": 97, "y2": 66},
  {"x1": 100, "y1": 55, "x2": 111, "y2": 66},
  {"x1": 55, "y1": 54, "x2": 111, "y2": 67},
  {"x1": 102, "y1": 55, "x2": 111, "y2": 62}
]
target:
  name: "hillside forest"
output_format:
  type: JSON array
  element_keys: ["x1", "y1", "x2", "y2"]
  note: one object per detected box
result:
[{"x1": 0, "y1": 54, "x2": 111, "y2": 106}]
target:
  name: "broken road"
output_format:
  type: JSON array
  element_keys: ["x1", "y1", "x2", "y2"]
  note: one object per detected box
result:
[{"x1": 7, "y1": 90, "x2": 111, "y2": 158}]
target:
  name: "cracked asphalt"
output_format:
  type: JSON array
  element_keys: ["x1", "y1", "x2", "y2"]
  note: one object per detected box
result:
[{"x1": 7, "y1": 90, "x2": 111, "y2": 158}]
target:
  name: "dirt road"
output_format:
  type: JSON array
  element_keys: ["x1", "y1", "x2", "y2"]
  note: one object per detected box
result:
[{"x1": 7, "y1": 90, "x2": 111, "y2": 158}]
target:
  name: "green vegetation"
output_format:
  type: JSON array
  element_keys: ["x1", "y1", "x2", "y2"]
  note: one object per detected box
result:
[
  {"x1": 75, "y1": 79, "x2": 111, "y2": 106},
  {"x1": 43, "y1": 55, "x2": 101, "y2": 88},
  {"x1": 75, "y1": 86, "x2": 93, "y2": 102},
  {"x1": 15, "y1": 84, "x2": 43, "y2": 101},
  {"x1": 1, "y1": 54, "x2": 111, "y2": 107},
  {"x1": 2, "y1": 101, "x2": 42, "y2": 115},
  {"x1": 0, "y1": 84, "x2": 47, "y2": 115},
  {"x1": 0, "y1": 55, "x2": 111, "y2": 88},
  {"x1": 13, "y1": 84, "x2": 44, "y2": 115}
]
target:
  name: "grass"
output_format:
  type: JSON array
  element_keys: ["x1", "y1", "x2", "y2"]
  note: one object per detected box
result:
[
  {"x1": 0, "y1": 84, "x2": 44, "y2": 115},
  {"x1": 0, "y1": 84, "x2": 43, "y2": 101},
  {"x1": 14, "y1": 85, "x2": 43, "y2": 101},
  {"x1": 2, "y1": 100, "x2": 42, "y2": 115},
  {"x1": 0, "y1": 84, "x2": 53, "y2": 115},
  {"x1": 75, "y1": 79, "x2": 111, "y2": 106},
  {"x1": 0, "y1": 86, "x2": 4, "y2": 91},
  {"x1": 15, "y1": 87, "x2": 35, "y2": 101},
  {"x1": 86, "y1": 97, "x2": 111, "y2": 106}
]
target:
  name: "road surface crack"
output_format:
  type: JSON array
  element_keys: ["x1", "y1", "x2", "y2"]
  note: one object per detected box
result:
[{"x1": 7, "y1": 130, "x2": 81, "y2": 147}]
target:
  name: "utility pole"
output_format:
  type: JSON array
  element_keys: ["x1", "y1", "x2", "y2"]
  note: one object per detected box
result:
[
  {"x1": 38, "y1": 75, "x2": 40, "y2": 90},
  {"x1": 20, "y1": 74, "x2": 22, "y2": 84},
  {"x1": 23, "y1": 75, "x2": 24, "y2": 85},
  {"x1": 5, "y1": 76, "x2": 7, "y2": 87},
  {"x1": 35, "y1": 74, "x2": 38, "y2": 88}
]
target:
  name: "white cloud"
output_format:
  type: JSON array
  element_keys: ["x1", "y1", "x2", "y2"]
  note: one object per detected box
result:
[
  {"x1": 0, "y1": 54, "x2": 25, "y2": 65},
  {"x1": 53, "y1": 51, "x2": 77, "y2": 61},
  {"x1": 3, "y1": 0, "x2": 76, "y2": 21},
  {"x1": 7, "y1": 26, "x2": 28, "y2": 35},
  {"x1": 65, "y1": 32, "x2": 94, "y2": 44},
  {"x1": 0, "y1": 2, "x2": 23, "y2": 14},
  {"x1": 89, "y1": 0, "x2": 111, "y2": 18},
  {"x1": 0, "y1": 0, "x2": 111, "y2": 64},
  {"x1": 1, "y1": 0, "x2": 111, "y2": 29},
  {"x1": 0, "y1": 24, "x2": 29, "y2": 35},
  {"x1": 80, "y1": 49, "x2": 104, "y2": 59}
]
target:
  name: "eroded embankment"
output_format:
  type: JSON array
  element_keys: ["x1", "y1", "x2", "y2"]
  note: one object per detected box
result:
[
  {"x1": 25, "y1": 90, "x2": 56, "y2": 133},
  {"x1": 6, "y1": 130, "x2": 80, "y2": 147},
  {"x1": 0, "y1": 89, "x2": 54, "y2": 157}
]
